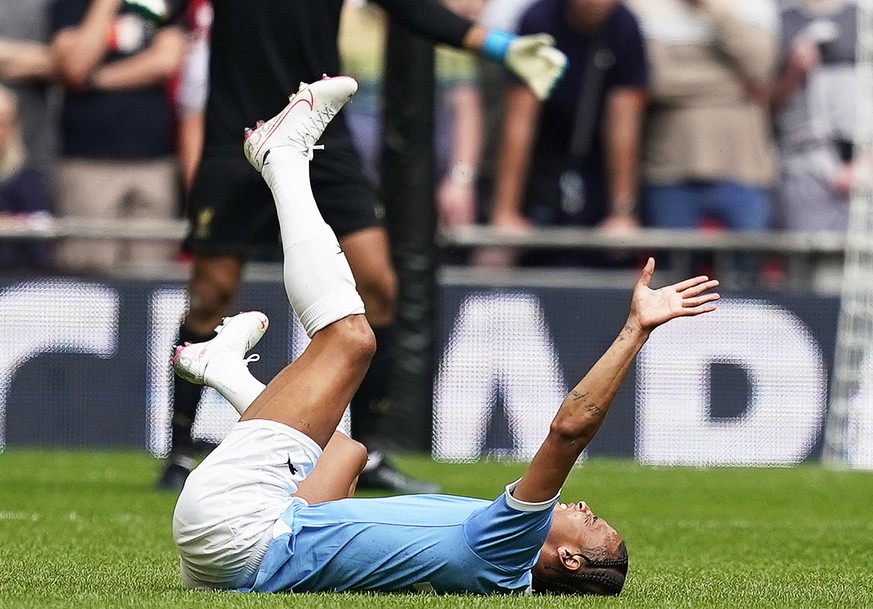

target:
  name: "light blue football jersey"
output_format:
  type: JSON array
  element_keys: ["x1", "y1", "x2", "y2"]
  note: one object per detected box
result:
[{"x1": 240, "y1": 487, "x2": 557, "y2": 594}]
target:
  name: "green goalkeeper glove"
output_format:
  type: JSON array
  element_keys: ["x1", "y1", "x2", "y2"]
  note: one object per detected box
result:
[{"x1": 482, "y1": 31, "x2": 568, "y2": 101}]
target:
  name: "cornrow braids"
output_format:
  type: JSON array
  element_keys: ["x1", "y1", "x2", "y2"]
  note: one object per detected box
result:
[{"x1": 531, "y1": 542, "x2": 629, "y2": 596}]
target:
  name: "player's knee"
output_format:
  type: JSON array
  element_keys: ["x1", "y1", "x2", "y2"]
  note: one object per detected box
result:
[{"x1": 335, "y1": 315, "x2": 377, "y2": 366}]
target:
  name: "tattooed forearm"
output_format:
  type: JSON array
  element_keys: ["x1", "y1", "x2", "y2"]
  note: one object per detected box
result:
[
  {"x1": 616, "y1": 324, "x2": 636, "y2": 342},
  {"x1": 571, "y1": 390, "x2": 602, "y2": 414}
]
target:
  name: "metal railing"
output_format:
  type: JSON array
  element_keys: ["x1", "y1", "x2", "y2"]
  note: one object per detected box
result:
[
  {"x1": 438, "y1": 225, "x2": 847, "y2": 293},
  {"x1": 0, "y1": 216, "x2": 848, "y2": 292},
  {"x1": 0, "y1": 215, "x2": 189, "y2": 241}
]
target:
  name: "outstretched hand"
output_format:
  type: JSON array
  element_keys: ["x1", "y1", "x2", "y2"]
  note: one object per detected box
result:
[
  {"x1": 505, "y1": 34, "x2": 568, "y2": 101},
  {"x1": 629, "y1": 258, "x2": 719, "y2": 332}
]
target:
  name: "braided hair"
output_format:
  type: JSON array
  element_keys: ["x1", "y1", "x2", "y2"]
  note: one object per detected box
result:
[{"x1": 531, "y1": 542, "x2": 628, "y2": 595}]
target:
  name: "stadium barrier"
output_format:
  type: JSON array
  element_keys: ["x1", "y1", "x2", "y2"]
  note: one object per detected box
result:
[{"x1": 0, "y1": 217, "x2": 856, "y2": 463}]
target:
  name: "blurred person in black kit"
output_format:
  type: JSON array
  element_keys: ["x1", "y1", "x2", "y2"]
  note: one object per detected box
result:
[{"x1": 154, "y1": 0, "x2": 567, "y2": 493}]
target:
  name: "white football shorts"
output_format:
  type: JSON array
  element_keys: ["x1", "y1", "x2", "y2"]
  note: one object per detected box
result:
[{"x1": 172, "y1": 419, "x2": 322, "y2": 589}]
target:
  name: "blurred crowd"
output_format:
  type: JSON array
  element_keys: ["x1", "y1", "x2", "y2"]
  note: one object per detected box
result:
[{"x1": 0, "y1": 0, "x2": 865, "y2": 272}]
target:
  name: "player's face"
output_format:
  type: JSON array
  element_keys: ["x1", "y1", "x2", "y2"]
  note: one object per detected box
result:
[
  {"x1": 546, "y1": 500, "x2": 622, "y2": 556},
  {"x1": 567, "y1": 0, "x2": 618, "y2": 30}
]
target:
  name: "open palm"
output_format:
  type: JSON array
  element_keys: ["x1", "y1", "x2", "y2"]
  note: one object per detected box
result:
[{"x1": 630, "y1": 258, "x2": 720, "y2": 331}]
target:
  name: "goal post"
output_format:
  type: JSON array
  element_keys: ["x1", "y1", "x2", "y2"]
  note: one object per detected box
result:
[{"x1": 822, "y1": 0, "x2": 873, "y2": 468}]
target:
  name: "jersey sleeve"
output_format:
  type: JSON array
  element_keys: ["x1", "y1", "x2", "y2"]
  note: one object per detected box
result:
[
  {"x1": 462, "y1": 480, "x2": 558, "y2": 570},
  {"x1": 373, "y1": 0, "x2": 473, "y2": 48}
]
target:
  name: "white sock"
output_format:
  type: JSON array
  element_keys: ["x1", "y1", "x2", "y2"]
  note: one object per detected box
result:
[
  {"x1": 262, "y1": 148, "x2": 365, "y2": 337},
  {"x1": 204, "y1": 352, "x2": 266, "y2": 415}
]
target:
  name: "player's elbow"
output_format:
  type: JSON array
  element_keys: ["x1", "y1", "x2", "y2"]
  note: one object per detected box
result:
[{"x1": 548, "y1": 416, "x2": 596, "y2": 448}]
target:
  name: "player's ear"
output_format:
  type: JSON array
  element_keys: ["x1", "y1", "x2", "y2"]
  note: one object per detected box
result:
[{"x1": 557, "y1": 547, "x2": 584, "y2": 572}]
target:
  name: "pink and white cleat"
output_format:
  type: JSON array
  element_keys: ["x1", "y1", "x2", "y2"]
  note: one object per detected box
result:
[
  {"x1": 172, "y1": 311, "x2": 269, "y2": 386},
  {"x1": 243, "y1": 75, "x2": 359, "y2": 172}
]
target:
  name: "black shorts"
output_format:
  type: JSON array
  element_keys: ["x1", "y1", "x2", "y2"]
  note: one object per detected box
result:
[{"x1": 184, "y1": 136, "x2": 381, "y2": 259}]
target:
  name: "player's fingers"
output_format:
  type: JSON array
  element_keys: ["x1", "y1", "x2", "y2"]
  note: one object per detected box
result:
[
  {"x1": 680, "y1": 278, "x2": 720, "y2": 298},
  {"x1": 682, "y1": 292, "x2": 720, "y2": 308},
  {"x1": 672, "y1": 274, "x2": 712, "y2": 293},
  {"x1": 527, "y1": 33, "x2": 556, "y2": 47},
  {"x1": 681, "y1": 302, "x2": 718, "y2": 316}
]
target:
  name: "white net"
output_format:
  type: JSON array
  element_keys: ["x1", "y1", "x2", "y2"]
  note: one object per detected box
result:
[{"x1": 823, "y1": 0, "x2": 873, "y2": 468}]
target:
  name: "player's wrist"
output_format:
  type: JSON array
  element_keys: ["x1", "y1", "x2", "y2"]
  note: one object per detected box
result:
[
  {"x1": 481, "y1": 30, "x2": 515, "y2": 63},
  {"x1": 449, "y1": 162, "x2": 477, "y2": 186},
  {"x1": 622, "y1": 316, "x2": 650, "y2": 340},
  {"x1": 610, "y1": 198, "x2": 636, "y2": 216}
]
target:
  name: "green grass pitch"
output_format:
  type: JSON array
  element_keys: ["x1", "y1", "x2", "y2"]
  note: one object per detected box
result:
[{"x1": 1, "y1": 449, "x2": 871, "y2": 609}]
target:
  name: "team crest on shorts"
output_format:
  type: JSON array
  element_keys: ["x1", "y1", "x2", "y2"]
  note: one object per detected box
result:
[{"x1": 195, "y1": 208, "x2": 214, "y2": 239}]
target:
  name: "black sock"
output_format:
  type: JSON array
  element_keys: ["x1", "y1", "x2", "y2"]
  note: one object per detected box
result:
[
  {"x1": 350, "y1": 324, "x2": 393, "y2": 450},
  {"x1": 168, "y1": 325, "x2": 214, "y2": 459}
]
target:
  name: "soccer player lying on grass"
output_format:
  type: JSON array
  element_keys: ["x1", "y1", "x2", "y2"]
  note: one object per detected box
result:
[{"x1": 170, "y1": 76, "x2": 720, "y2": 596}]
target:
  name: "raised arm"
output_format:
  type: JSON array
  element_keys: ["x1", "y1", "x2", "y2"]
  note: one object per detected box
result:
[
  {"x1": 87, "y1": 26, "x2": 187, "y2": 91},
  {"x1": 52, "y1": 0, "x2": 186, "y2": 92},
  {"x1": 437, "y1": 80, "x2": 484, "y2": 229},
  {"x1": 52, "y1": 0, "x2": 122, "y2": 90},
  {"x1": 599, "y1": 87, "x2": 646, "y2": 231},
  {"x1": 511, "y1": 258, "x2": 719, "y2": 503},
  {"x1": 0, "y1": 38, "x2": 56, "y2": 83},
  {"x1": 490, "y1": 83, "x2": 540, "y2": 229},
  {"x1": 374, "y1": 0, "x2": 566, "y2": 100}
]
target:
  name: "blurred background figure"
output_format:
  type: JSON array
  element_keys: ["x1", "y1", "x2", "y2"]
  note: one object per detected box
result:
[
  {"x1": 340, "y1": 0, "x2": 489, "y2": 233},
  {"x1": 436, "y1": 0, "x2": 487, "y2": 230},
  {"x1": 0, "y1": 0, "x2": 59, "y2": 184},
  {"x1": 174, "y1": 0, "x2": 212, "y2": 195},
  {"x1": 50, "y1": 0, "x2": 187, "y2": 274},
  {"x1": 628, "y1": 0, "x2": 779, "y2": 236},
  {"x1": 474, "y1": 0, "x2": 538, "y2": 209},
  {"x1": 0, "y1": 85, "x2": 53, "y2": 270},
  {"x1": 483, "y1": 0, "x2": 648, "y2": 267},
  {"x1": 771, "y1": 0, "x2": 859, "y2": 233}
]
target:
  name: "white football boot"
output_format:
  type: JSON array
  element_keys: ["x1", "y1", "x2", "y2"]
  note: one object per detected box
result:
[
  {"x1": 243, "y1": 75, "x2": 359, "y2": 171},
  {"x1": 172, "y1": 311, "x2": 269, "y2": 386}
]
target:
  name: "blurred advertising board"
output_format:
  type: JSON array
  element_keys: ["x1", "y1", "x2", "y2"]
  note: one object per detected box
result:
[{"x1": 0, "y1": 277, "x2": 846, "y2": 464}]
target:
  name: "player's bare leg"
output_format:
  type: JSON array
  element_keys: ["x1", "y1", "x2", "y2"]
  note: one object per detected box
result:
[
  {"x1": 340, "y1": 224, "x2": 439, "y2": 493},
  {"x1": 240, "y1": 316, "x2": 373, "y2": 447},
  {"x1": 240, "y1": 75, "x2": 373, "y2": 448},
  {"x1": 173, "y1": 316, "x2": 368, "y2": 501},
  {"x1": 175, "y1": 76, "x2": 370, "y2": 448}
]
